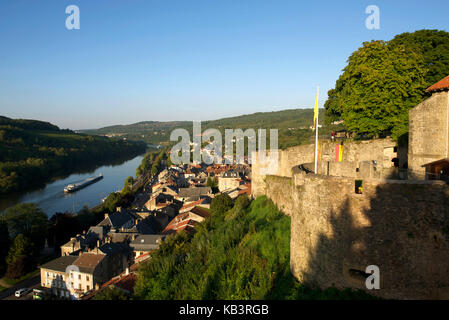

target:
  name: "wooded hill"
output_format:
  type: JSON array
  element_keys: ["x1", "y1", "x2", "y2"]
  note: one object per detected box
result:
[
  {"x1": 0, "y1": 116, "x2": 146, "y2": 195},
  {"x1": 82, "y1": 108, "x2": 340, "y2": 150}
]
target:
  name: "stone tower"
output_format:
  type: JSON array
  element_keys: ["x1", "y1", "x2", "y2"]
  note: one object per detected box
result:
[{"x1": 408, "y1": 75, "x2": 449, "y2": 180}]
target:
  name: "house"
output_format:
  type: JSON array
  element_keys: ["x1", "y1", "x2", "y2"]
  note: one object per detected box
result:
[
  {"x1": 176, "y1": 187, "x2": 212, "y2": 202},
  {"x1": 218, "y1": 171, "x2": 243, "y2": 191},
  {"x1": 69, "y1": 243, "x2": 131, "y2": 299},
  {"x1": 60, "y1": 231, "x2": 99, "y2": 256},
  {"x1": 97, "y1": 208, "x2": 158, "y2": 236},
  {"x1": 238, "y1": 183, "x2": 252, "y2": 197},
  {"x1": 41, "y1": 241, "x2": 131, "y2": 300},
  {"x1": 84, "y1": 261, "x2": 141, "y2": 300},
  {"x1": 70, "y1": 253, "x2": 106, "y2": 298},
  {"x1": 162, "y1": 206, "x2": 210, "y2": 235},
  {"x1": 129, "y1": 234, "x2": 166, "y2": 258},
  {"x1": 40, "y1": 255, "x2": 78, "y2": 298},
  {"x1": 144, "y1": 192, "x2": 174, "y2": 211},
  {"x1": 179, "y1": 198, "x2": 210, "y2": 213},
  {"x1": 408, "y1": 75, "x2": 449, "y2": 180}
]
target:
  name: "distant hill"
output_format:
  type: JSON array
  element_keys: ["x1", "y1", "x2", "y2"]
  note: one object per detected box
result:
[
  {"x1": 0, "y1": 116, "x2": 146, "y2": 195},
  {"x1": 81, "y1": 108, "x2": 340, "y2": 149}
]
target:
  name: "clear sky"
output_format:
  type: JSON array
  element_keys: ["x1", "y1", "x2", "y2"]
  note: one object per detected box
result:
[{"x1": 0, "y1": 0, "x2": 448, "y2": 130}]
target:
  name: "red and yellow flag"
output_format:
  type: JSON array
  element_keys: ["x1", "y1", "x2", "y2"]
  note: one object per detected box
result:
[
  {"x1": 335, "y1": 144, "x2": 343, "y2": 162},
  {"x1": 313, "y1": 86, "x2": 319, "y2": 130}
]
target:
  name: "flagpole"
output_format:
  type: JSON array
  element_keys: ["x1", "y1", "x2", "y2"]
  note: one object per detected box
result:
[{"x1": 314, "y1": 85, "x2": 319, "y2": 174}]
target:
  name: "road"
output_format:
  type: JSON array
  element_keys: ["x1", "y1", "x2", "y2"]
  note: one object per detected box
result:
[{"x1": 0, "y1": 274, "x2": 40, "y2": 300}]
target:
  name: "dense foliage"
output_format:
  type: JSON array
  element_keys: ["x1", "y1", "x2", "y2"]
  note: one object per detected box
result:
[
  {"x1": 5, "y1": 234, "x2": 35, "y2": 279},
  {"x1": 93, "y1": 287, "x2": 129, "y2": 300},
  {"x1": 325, "y1": 29, "x2": 449, "y2": 142},
  {"x1": 0, "y1": 116, "x2": 146, "y2": 194},
  {"x1": 133, "y1": 196, "x2": 373, "y2": 300}
]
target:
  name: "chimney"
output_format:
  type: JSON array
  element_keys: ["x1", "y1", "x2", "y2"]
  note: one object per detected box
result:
[{"x1": 104, "y1": 213, "x2": 109, "y2": 219}]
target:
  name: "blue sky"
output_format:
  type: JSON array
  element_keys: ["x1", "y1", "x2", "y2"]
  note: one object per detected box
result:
[{"x1": 0, "y1": 0, "x2": 448, "y2": 130}]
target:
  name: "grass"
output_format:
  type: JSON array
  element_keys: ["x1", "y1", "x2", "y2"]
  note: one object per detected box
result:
[
  {"x1": 0, "y1": 285, "x2": 7, "y2": 292},
  {"x1": 133, "y1": 195, "x2": 376, "y2": 300}
]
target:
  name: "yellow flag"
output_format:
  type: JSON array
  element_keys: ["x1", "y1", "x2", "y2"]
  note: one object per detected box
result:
[{"x1": 313, "y1": 86, "x2": 319, "y2": 130}]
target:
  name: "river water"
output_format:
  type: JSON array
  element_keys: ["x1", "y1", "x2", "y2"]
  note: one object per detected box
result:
[{"x1": 0, "y1": 155, "x2": 144, "y2": 216}]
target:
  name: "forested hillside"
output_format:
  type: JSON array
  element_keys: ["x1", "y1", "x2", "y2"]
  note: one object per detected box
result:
[
  {"x1": 82, "y1": 108, "x2": 340, "y2": 150},
  {"x1": 0, "y1": 116, "x2": 146, "y2": 195}
]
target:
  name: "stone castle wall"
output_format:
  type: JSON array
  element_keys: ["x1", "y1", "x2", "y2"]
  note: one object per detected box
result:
[
  {"x1": 408, "y1": 91, "x2": 449, "y2": 179},
  {"x1": 252, "y1": 138, "x2": 399, "y2": 197},
  {"x1": 290, "y1": 169, "x2": 449, "y2": 299},
  {"x1": 252, "y1": 138, "x2": 449, "y2": 299}
]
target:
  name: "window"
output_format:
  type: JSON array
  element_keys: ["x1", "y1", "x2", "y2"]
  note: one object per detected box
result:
[
  {"x1": 78, "y1": 274, "x2": 81, "y2": 280},
  {"x1": 355, "y1": 180, "x2": 363, "y2": 194},
  {"x1": 86, "y1": 275, "x2": 89, "y2": 281},
  {"x1": 86, "y1": 285, "x2": 90, "y2": 291}
]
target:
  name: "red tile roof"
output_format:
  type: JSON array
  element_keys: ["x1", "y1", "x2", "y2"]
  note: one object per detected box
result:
[
  {"x1": 238, "y1": 183, "x2": 252, "y2": 196},
  {"x1": 189, "y1": 206, "x2": 210, "y2": 219},
  {"x1": 426, "y1": 75, "x2": 449, "y2": 93},
  {"x1": 179, "y1": 198, "x2": 205, "y2": 211},
  {"x1": 162, "y1": 216, "x2": 199, "y2": 235}
]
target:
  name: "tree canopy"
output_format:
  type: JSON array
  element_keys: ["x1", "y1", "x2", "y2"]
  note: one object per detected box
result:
[
  {"x1": 2, "y1": 203, "x2": 48, "y2": 249},
  {"x1": 325, "y1": 29, "x2": 449, "y2": 141},
  {"x1": 210, "y1": 193, "x2": 233, "y2": 215}
]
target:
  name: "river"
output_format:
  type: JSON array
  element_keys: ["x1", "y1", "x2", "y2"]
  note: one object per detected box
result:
[{"x1": 0, "y1": 155, "x2": 144, "y2": 216}]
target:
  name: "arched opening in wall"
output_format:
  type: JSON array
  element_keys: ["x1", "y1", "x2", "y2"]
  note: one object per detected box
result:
[
  {"x1": 392, "y1": 158, "x2": 399, "y2": 167},
  {"x1": 348, "y1": 269, "x2": 370, "y2": 283},
  {"x1": 355, "y1": 180, "x2": 363, "y2": 194}
]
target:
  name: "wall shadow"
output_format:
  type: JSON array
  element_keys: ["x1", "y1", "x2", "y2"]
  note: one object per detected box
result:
[{"x1": 289, "y1": 177, "x2": 449, "y2": 299}]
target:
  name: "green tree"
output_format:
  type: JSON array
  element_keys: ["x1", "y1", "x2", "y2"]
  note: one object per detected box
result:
[
  {"x1": 2, "y1": 203, "x2": 48, "y2": 250},
  {"x1": 325, "y1": 40, "x2": 428, "y2": 141},
  {"x1": 389, "y1": 29, "x2": 449, "y2": 87},
  {"x1": 93, "y1": 287, "x2": 129, "y2": 300},
  {"x1": 5, "y1": 234, "x2": 34, "y2": 279},
  {"x1": 210, "y1": 193, "x2": 233, "y2": 215},
  {"x1": 0, "y1": 221, "x2": 10, "y2": 275},
  {"x1": 121, "y1": 176, "x2": 134, "y2": 196},
  {"x1": 151, "y1": 164, "x2": 159, "y2": 176},
  {"x1": 102, "y1": 192, "x2": 123, "y2": 213}
]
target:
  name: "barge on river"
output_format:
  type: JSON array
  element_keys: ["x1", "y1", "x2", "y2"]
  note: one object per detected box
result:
[{"x1": 64, "y1": 174, "x2": 103, "y2": 193}]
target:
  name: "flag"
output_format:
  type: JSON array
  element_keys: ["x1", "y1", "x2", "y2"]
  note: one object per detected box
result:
[
  {"x1": 335, "y1": 144, "x2": 343, "y2": 162},
  {"x1": 313, "y1": 86, "x2": 319, "y2": 130}
]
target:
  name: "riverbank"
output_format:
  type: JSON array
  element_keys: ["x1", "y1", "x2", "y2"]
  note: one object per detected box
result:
[{"x1": 0, "y1": 154, "x2": 145, "y2": 216}]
